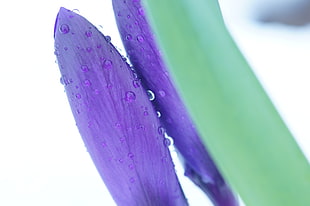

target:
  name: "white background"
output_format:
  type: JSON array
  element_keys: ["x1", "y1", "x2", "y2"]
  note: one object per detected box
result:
[{"x1": 0, "y1": 0, "x2": 309, "y2": 205}]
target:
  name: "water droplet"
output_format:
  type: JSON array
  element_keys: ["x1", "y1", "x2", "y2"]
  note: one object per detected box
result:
[
  {"x1": 130, "y1": 177, "x2": 135, "y2": 183},
  {"x1": 81, "y1": 65, "x2": 89, "y2": 72},
  {"x1": 128, "y1": 163, "x2": 134, "y2": 170},
  {"x1": 75, "y1": 93, "x2": 81, "y2": 99},
  {"x1": 164, "y1": 135, "x2": 174, "y2": 147},
  {"x1": 60, "y1": 76, "x2": 73, "y2": 86},
  {"x1": 94, "y1": 89, "x2": 100, "y2": 95},
  {"x1": 159, "y1": 90, "x2": 166, "y2": 97},
  {"x1": 83, "y1": 79, "x2": 91, "y2": 87},
  {"x1": 158, "y1": 126, "x2": 165, "y2": 135},
  {"x1": 85, "y1": 30, "x2": 92, "y2": 37},
  {"x1": 132, "y1": 79, "x2": 140, "y2": 88},
  {"x1": 105, "y1": 35, "x2": 111, "y2": 42},
  {"x1": 126, "y1": 34, "x2": 132, "y2": 40},
  {"x1": 86, "y1": 47, "x2": 92, "y2": 52},
  {"x1": 87, "y1": 121, "x2": 92, "y2": 128},
  {"x1": 127, "y1": 15, "x2": 131, "y2": 19},
  {"x1": 119, "y1": 158, "x2": 124, "y2": 163},
  {"x1": 138, "y1": 7, "x2": 144, "y2": 15},
  {"x1": 120, "y1": 137, "x2": 125, "y2": 143},
  {"x1": 54, "y1": 50, "x2": 60, "y2": 56},
  {"x1": 147, "y1": 90, "x2": 155, "y2": 101},
  {"x1": 131, "y1": 71, "x2": 138, "y2": 79},
  {"x1": 128, "y1": 152, "x2": 134, "y2": 159},
  {"x1": 161, "y1": 156, "x2": 168, "y2": 163},
  {"x1": 143, "y1": 111, "x2": 149, "y2": 116},
  {"x1": 137, "y1": 35, "x2": 144, "y2": 42},
  {"x1": 101, "y1": 142, "x2": 107, "y2": 148},
  {"x1": 59, "y1": 24, "x2": 70, "y2": 34},
  {"x1": 117, "y1": 11, "x2": 122, "y2": 17},
  {"x1": 137, "y1": 124, "x2": 145, "y2": 130},
  {"x1": 125, "y1": 91, "x2": 136, "y2": 102},
  {"x1": 64, "y1": 47, "x2": 68, "y2": 51},
  {"x1": 102, "y1": 60, "x2": 113, "y2": 69},
  {"x1": 106, "y1": 83, "x2": 113, "y2": 89},
  {"x1": 97, "y1": 44, "x2": 102, "y2": 49},
  {"x1": 156, "y1": 111, "x2": 161, "y2": 118},
  {"x1": 115, "y1": 123, "x2": 121, "y2": 128},
  {"x1": 59, "y1": 78, "x2": 65, "y2": 85}
]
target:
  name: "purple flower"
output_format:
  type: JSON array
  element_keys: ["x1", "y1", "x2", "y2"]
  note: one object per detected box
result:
[
  {"x1": 112, "y1": 1, "x2": 238, "y2": 206},
  {"x1": 54, "y1": 7, "x2": 188, "y2": 206}
]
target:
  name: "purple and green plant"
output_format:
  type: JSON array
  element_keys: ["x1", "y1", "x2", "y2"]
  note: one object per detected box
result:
[{"x1": 54, "y1": 0, "x2": 310, "y2": 206}]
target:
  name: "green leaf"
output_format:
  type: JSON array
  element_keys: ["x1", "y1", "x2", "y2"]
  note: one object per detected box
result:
[{"x1": 142, "y1": 0, "x2": 310, "y2": 206}]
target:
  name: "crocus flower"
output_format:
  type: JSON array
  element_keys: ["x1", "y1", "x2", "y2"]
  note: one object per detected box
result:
[
  {"x1": 112, "y1": 1, "x2": 238, "y2": 206},
  {"x1": 54, "y1": 7, "x2": 188, "y2": 206}
]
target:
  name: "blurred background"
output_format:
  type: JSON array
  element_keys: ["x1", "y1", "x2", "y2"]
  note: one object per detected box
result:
[{"x1": 0, "y1": 0, "x2": 309, "y2": 205}]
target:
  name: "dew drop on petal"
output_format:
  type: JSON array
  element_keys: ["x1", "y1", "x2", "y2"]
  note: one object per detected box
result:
[
  {"x1": 164, "y1": 138, "x2": 171, "y2": 146},
  {"x1": 60, "y1": 77, "x2": 65, "y2": 85},
  {"x1": 158, "y1": 126, "x2": 165, "y2": 135},
  {"x1": 106, "y1": 83, "x2": 113, "y2": 89},
  {"x1": 138, "y1": 7, "x2": 144, "y2": 15},
  {"x1": 86, "y1": 47, "x2": 92, "y2": 52},
  {"x1": 75, "y1": 93, "x2": 81, "y2": 99},
  {"x1": 120, "y1": 137, "x2": 125, "y2": 143},
  {"x1": 125, "y1": 91, "x2": 136, "y2": 102},
  {"x1": 101, "y1": 142, "x2": 107, "y2": 148},
  {"x1": 130, "y1": 177, "x2": 135, "y2": 183},
  {"x1": 94, "y1": 89, "x2": 100, "y2": 95},
  {"x1": 105, "y1": 35, "x2": 111, "y2": 42},
  {"x1": 143, "y1": 111, "x2": 149, "y2": 116},
  {"x1": 85, "y1": 30, "x2": 92, "y2": 37},
  {"x1": 161, "y1": 156, "x2": 168, "y2": 163},
  {"x1": 128, "y1": 163, "x2": 134, "y2": 170},
  {"x1": 128, "y1": 152, "x2": 134, "y2": 159},
  {"x1": 83, "y1": 79, "x2": 91, "y2": 87},
  {"x1": 126, "y1": 34, "x2": 132, "y2": 41},
  {"x1": 137, "y1": 124, "x2": 145, "y2": 130},
  {"x1": 60, "y1": 76, "x2": 73, "y2": 86},
  {"x1": 81, "y1": 65, "x2": 89, "y2": 72},
  {"x1": 132, "y1": 80, "x2": 140, "y2": 88},
  {"x1": 102, "y1": 60, "x2": 113, "y2": 69},
  {"x1": 164, "y1": 136, "x2": 174, "y2": 147},
  {"x1": 157, "y1": 111, "x2": 161, "y2": 118},
  {"x1": 147, "y1": 90, "x2": 155, "y2": 101},
  {"x1": 159, "y1": 90, "x2": 166, "y2": 97},
  {"x1": 137, "y1": 35, "x2": 144, "y2": 42},
  {"x1": 59, "y1": 24, "x2": 70, "y2": 34}
]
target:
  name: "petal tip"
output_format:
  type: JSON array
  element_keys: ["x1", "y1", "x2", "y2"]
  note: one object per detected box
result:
[{"x1": 54, "y1": 7, "x2": 75, "y2": 38}]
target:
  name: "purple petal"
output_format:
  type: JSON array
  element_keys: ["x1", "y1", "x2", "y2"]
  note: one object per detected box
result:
[
  {"x1": 112, "y1": 1, "x2": 238, "y2": 206},
  {"x1": 54, "y1": 7, "x2": 188, "y2": 206}
]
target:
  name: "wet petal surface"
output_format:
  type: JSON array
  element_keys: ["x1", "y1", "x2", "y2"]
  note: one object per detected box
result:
[
  {"x1": 54, "y1": 7, "x2": 188, "y2": 206},
  {"x1": 112, "y1": 1, "x2": 238, "y2": 205}
]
